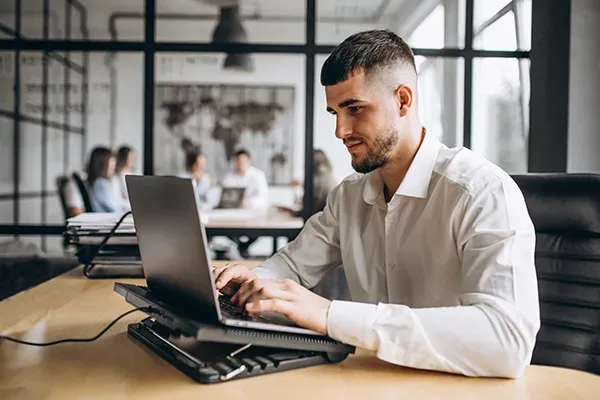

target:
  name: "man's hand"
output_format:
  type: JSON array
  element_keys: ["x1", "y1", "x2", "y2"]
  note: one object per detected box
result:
[
  {"x1": 231, "y1": 278, "x2": 332, "y2": 335},
  {"x1": 213, "y1": 263, "x2": 256, "y2": 296}
]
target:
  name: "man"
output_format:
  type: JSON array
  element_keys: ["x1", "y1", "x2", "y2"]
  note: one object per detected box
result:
[
  {"x1": 214, "y1": 30, "x2": 540, "y2": 378},
  {"x1": 222, "y1": 149, "x2": 269, "y2": 209},
  {"x1": 178, "y1": 147, "x2": 215, "y2": 206}
]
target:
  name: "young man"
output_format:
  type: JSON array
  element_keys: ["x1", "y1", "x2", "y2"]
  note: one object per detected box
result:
[
  {"x1": 222, "y1": 149, "x2": 269, "y2": 209},
  {"x1": 214, "y1": 30, "x2": 540, "y2": 378}
]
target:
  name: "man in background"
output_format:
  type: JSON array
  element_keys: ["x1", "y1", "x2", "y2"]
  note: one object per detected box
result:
[{"x1": 222, "y1": 149, "x2": 269, "y2": 210}]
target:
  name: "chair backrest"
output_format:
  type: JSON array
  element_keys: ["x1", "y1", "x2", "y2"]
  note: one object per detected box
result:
[
  {"x1": 71, "y1": 171, "x2": 94, "y2": 212},
  {"x1": 55, "y1": 175, "x2": 71, "y2": 221},
  {"x1": 512, "y1": 173, "x2": 600, "y2": 375}
]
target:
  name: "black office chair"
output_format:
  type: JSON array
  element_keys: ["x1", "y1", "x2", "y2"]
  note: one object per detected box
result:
[
  {"x1": 56, "y1": 175, "x2": 72, "y2": 249},
  {"x1": 56, "y1": 175, "x2": 71, "y2": 221},
  {"x1": 512, "y1": 173, "x2": 600, "y2": 375},
  {"x1": 71, "y1": 171, "x2": 95, "y2": 212}
]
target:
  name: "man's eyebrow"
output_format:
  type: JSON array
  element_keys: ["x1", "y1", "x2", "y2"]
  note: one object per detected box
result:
[
  {"x1": 339, "y1": 98, "x2": 362, "y2": 108},
  {"x1": 326, "y1": 98, "x2": 363, "y2": 113}
]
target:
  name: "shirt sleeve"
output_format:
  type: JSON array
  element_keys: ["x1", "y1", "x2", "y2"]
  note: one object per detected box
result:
[
  {"x1": 325, "y1": 177, "x2": 541, "y2": 378},
  {"x1": 253, "y1": 184, "x2": 343, "y2": 289},
  {"x1": 247, "y1": 169, "x2": 270, "y2": 209}
]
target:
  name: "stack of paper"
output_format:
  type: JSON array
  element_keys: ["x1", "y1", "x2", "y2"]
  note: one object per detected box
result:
[{"x1": 66, "y1": 213, "x2": 141, "y2": 270}]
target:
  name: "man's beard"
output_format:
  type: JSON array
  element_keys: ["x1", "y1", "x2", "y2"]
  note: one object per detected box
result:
[{"x1": 351, "y1": 130, "x2": 398, "y2": 174}]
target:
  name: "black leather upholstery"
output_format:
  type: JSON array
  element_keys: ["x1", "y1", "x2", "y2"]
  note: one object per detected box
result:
[
  {"x1": 512, "y1": 173, "x2": 600, "y2": 374},
  {"x1": 56, "y1": 175, "x2": 71, "y2": 221},
  {"x1": 71, "y1": 171, "x2": 94, "y2": 212}
]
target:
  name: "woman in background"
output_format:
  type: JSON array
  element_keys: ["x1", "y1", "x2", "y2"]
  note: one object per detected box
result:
[
  {"x1": 306, "y1": 149, "x2": 350, "y2": 301},
  {"x1": 312, "y1": 149, "x2": 338, "y2": 213},
  {"x1": 86, "y1": 147, "x2": 121, "y2": 213},
  {"x1": 114, "y1": 145, "x2": 136, "y2": 211}
]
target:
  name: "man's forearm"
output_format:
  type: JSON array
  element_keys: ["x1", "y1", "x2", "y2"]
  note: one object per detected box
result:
[{"x1": 326, "y1": 299, "x2": 539, "y2": 378}]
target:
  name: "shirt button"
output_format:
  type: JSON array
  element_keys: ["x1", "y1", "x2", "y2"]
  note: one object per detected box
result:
[{"x1": 388, "y1": 263, "x2": 396, "y2": 270}]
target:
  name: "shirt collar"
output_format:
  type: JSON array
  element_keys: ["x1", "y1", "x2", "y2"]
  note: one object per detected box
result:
[{"x1": 363, "y1": 128, "x2": 442, "y2": 205}]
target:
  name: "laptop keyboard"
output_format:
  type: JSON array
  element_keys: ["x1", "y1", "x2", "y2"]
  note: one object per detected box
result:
[{"x1": 218, "y1": 296, "x2": 273, "y2": 324}]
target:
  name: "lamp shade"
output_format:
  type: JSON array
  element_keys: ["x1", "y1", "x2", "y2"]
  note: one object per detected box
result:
[
  {"x1": 211, "y1": 5, "x2": 253, "y2": 72},
  {"x1": 211, "y1": 6, "x2": 247, "y2": 43},
  {"x1": 224, "y1": 52, "x2": 253, "y2": 72}
]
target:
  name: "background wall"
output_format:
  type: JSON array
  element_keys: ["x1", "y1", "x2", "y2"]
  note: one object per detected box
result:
[
  {"x1": 567, "y1": 0, "x2": 600, "y2": 173},
  {"x1": 0, "y1": 0, "x2": 535, "y2": 255}
]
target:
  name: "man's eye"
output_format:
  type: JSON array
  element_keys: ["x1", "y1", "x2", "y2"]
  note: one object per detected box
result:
[{"x1": 349, "y1": 106, "x2": 362, "y2": 114}]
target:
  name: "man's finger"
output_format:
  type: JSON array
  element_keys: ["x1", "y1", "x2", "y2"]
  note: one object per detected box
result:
[
  {"x1": 214, "y1": 265, "x2": 251, "y2": 289},
  {"x1": 232, "y1": 279, "x2": 290, "y2": 306},
  {"x1": 246, "y1": 299, "x2": 293, "y2": 316},
  {"x1": 230, "y1": 279, "x2": 261, "y2": 305},
  {"x1": 244, "y1": 287, "x2": 293, "y2": 306},
  {"x1": 218, "y1": 282, "x2": 239, "y2": 296}
]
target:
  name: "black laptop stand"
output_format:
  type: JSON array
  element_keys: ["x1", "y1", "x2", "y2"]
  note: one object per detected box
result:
[
  {"x1": 115, "y1": 282, "x2": 355, "y2": 383},
  {"x1": 129, "y1": 317, "x2": 350, "y2": 383}
]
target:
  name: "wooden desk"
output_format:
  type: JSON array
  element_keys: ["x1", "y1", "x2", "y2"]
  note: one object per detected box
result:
[{"x1": 1, "y1": 263, "x2": 599, "y2": 400}]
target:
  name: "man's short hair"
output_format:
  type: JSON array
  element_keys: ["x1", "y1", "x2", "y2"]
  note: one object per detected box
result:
[
  {"x1": 320, "y1": 29, "x2": 416, "y2": 86},
  {"x1": 185, "y1": 146, "x2": 203, "y2": 170},
  {"x1": 235, "y1": 149, "x2": 251, "y2": 159}
]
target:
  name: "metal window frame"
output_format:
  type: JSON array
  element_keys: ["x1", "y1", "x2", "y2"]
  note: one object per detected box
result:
[{"x1": 0, "y1": 0, "x2": 532, "y2": 242}]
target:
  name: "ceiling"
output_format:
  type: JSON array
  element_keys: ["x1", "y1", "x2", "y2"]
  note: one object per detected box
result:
[{"x1": 1, "y1": 0, "x2": 412, "y2": 22}]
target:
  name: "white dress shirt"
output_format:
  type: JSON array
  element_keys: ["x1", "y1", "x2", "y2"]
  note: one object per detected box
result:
[
  {"x1": 222, "y1": 165, "x2": 269, "y2": 209},
  {"x1": 253, "y1": 131, "x2": 540, "y2": 378}
]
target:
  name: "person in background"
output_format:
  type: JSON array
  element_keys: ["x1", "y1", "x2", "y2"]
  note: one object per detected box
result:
[
  {"x1": 222, "y1": 149, "x2": 269, "y2": 209},
  {"x1": 86, "y1": 147, "x2": 122, "y2": 213},
  {"x1": 178, "y1": 146, "x2": 215, "y2": 207},
  {"x1": 311, "y1": 149, "x2": 338, "y2": 213},
  {"x1": 113, "y1": 145, "x2": 136, "y2": 210},
  {"x1": 308, "y1": 149, "x2": 350, "y2": 301}
]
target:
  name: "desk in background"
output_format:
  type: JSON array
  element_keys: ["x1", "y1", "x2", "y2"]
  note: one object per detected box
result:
[
  {"x1": 204, "y1": 209, "x2": 303, "y2": 256},
  {"x1": 2, "y1": 262, "x2": 599, "y2": 399}
]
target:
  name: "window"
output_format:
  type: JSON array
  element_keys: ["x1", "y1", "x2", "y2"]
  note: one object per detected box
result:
[
  {"x1": 474, "y1": 0, "x2": 532, "y2": 50},
  {"x1": 472, "y1": 58, "x2": 530, "y2": 173},
  {"x1": 0, "y1": 0, "x2": 533, "y2": 247},
  {"x1": 317, "y1": 0, "x2": 466, "y2": 49}
]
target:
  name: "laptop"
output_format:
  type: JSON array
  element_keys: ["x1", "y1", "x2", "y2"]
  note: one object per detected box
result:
[
  {"x1": 125, "y1": 175, "x2": 322, "y2": 336},
  {"x1": 216, "y1": 187, "x2": 246, "y2": 209}
]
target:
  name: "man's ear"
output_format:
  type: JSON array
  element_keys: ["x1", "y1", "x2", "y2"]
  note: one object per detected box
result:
[{"x1": 395, "y1": 85, "x2": 414, "y2": 118}]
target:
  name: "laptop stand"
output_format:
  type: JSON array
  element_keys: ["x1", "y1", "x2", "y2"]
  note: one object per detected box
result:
[
  {"x1": 129, "y1": 317, "x2": 350, "y2": 384},
  {"x1": 115, "y1": 282, "x2": 355, "y2": 383}
]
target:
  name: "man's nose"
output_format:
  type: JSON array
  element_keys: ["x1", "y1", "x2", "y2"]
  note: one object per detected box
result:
[{"x1": 335, "y1": 116, "x2": 352, "y2": 140}]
